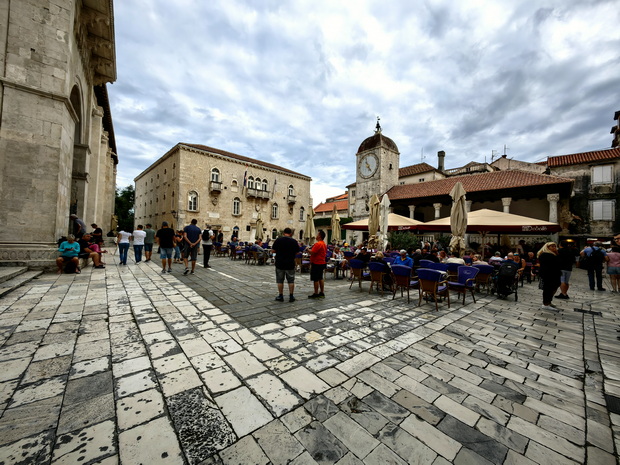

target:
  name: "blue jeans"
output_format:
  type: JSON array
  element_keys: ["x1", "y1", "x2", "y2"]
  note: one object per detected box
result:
[
  {"x1": 134, "y1": 245, "x2": 144, "y2": 262},
  {"x1": 118, "y1": 243, "x2": 129, "y2": 264}
]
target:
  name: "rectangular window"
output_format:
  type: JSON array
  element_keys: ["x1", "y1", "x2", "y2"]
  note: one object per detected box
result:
[
  {"x1": 592, "y1": 165, "x2": 613, "y2": 184},
  {"x1": 590, "y1": 199, "x2": 615, "y2": 220}
]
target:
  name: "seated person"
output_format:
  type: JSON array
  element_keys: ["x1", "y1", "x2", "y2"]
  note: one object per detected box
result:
[
  {"x1": 421, "y1": 248, "x2": 439, "y2": 263},
  {"x1": 446, "y1": 252, "x2": 466, "y2": 265},
  {"x1": 509, "y1": 253, "x2": 526, "y2": 275},
  {"x1": 438, "y1": 250, "x2": 448, "y2": 263},
  {"x1": 78, "y1": 234, "x2": 105, "y2": 269},
  {"x1": 254, "y1": 239, "x2": 269, "y2": 263},
  {"x1": 229, "y1": 237, "x2": 240, "y2": 256},
  {"x1": 394, "y1": 249, "x2": 413, "y2": 268},
  {"x1": 90, "y1": 223, "x2": 103, "y2": 244},
  {"x1": 411, "y1": 249, "x2": 423, "y2": 267},
  {"x1": 371, "y1": 251, "x2": 393, "y2": 289},
  {"x1": 472, "y1": 254, "x2": 488, "y2": 265},
  {"x1": 341, "y1": 242, "x2": 351, "y2": 252},
  {"x1": 331, "y1": 247, "x2": 344, "y2": 260},
  {"x1": 355, "y1": 247, "x2": 372, "y2": 264},
  {"x1": 488, "y1": 251, "x2": 504, "y2": 265},
  {"x1": 56, "y1": 234, "x2": 81, "y2": 273}
]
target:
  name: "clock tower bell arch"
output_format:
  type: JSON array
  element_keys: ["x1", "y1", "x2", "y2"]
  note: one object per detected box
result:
[{"x1": 352, "y1": 120, "x2": 400, "y2": 219}]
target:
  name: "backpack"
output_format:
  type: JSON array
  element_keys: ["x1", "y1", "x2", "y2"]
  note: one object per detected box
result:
[
  {"x1": 582, "y1": 247, "x2": 604, "y2": 269},
  {"x1": 202, "y1": 229, "x2": 214, "y2": 241}
]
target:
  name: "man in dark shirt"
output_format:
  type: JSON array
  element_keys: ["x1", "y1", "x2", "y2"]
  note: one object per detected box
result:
[
  {"x1": 271, "y1": 227, "x2": 300, "y2": 302},
  {"x1": 556, "y1": 240, "x2": 578, "y2": 299},
  {"x1": 78, "y1": 233, "x2": 105, "y2": 268},
  {"x1": 156, "y1": 221, "x2": 176, "y2": 273},
  {"x1": 183, "y1": 218, "x2": 202, "y2": 275}
]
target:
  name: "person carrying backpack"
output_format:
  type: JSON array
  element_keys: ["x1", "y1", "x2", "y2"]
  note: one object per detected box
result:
[
  {"x1": 580, "y1": 241, "x2": 609, "y2": 291},
  {"x1": 201, "y1": 223, "x2": 215, "y2": 269}
]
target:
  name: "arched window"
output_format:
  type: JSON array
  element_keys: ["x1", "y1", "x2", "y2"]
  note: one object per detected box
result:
[
  {"x1": 255, "y1": 178, "x2": 262, "y2": 190},
  {"x1": 188, "y1": 191, "x2": 198, "y2": 211},
  {"x1": 262, "y1": 179, "x2": 268, "y2": 191},
  {"x1": 231, "y1": 180, "x2": 238, "y2": 187},
  {"x1": 211, "y1": 168, "x2": 220, "y2": 182},
  {"x1": 271, "y1": 228, "x2": 278, "y2": 239},
  {"x1": 233, "y1": 197, "x2": 241, "y2": 216},
  {"x1": 271, "y1": 203, "x2": 279, "y2": 219},
  {"x1": 299, "y1": 207, "x2": 305, "y2": 222},
  {"x1": 288, "y1": 185, "x2": 295, "y2": 196},
  {"x1": 248, "y1": 177, "x2": 255, "y2": 189}
]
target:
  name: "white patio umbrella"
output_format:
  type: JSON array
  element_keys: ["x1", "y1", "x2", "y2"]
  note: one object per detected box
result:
[
  {"x1": 449, "y1": 182, "x2": 467, "y2": 255},
  {"x1": 330, "y1": 204, "x2": 341, "y2": 244},
  {"x1": 304, "y1": 208, "x2": 316, "y2": 245},
  {"x1": 379, "y1": 194, "x2": 391, "y2": 251}
]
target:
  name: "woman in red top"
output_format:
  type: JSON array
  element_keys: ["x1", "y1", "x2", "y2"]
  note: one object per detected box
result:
[{"x1": 308, "y1": 230, "x2": 327, "y2": 299}]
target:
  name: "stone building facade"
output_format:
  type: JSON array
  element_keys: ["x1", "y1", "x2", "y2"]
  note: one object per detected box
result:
[
  {"x1": 0, "y1": 0, "x2": 117, "y2": 267},
  {"x1": 134, "y1": 144, "x2": 312, "y2": 243}
]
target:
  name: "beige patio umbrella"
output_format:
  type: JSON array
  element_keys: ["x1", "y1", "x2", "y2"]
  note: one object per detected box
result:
[
  {"x1": 255, "y1": 213, "x2": 263, "y2": 241},
  {"x1": 379, "y1": 194, "x2": 391, "y2": 251},
  {"x1": 367, "y1": 194, "x2": 381, "y2": 238},
  {"x1": 304, "y1": 208, "x2": 316, "y2": 245},
  {"x1": 449, "y1": 182, "x2": 467, "y2": 256},
  {"x1": 342, "y1": 213, "x2": 421, "y2": 231},
  {"x1": 330, "y1": 204, "x2": 341, "y2": 244}
]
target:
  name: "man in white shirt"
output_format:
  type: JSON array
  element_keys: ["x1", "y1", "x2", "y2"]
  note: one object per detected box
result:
[
  {"x1": 201, "y1": 224, "x2": 214, "y2": 268},
  {"x1": 132, "y1": 225, "x2": 147, "y2": 263}
]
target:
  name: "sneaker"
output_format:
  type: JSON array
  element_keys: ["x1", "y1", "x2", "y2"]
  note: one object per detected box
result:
[
  {"x1": 204, "y1": 265, "x2": 211, "y2": 268},
  {"x1": 183, "y1": 268, "x2": 189, "y2": 275},
  {"x1": 541, "y1": 305, "x2": 556, "y2": 310},
  {"x1": 289, "y1": 295, "x2": 296, "y2": 302},
  {"x1": 598, "y1": 288, "x2": 606, "y2": 291},
  {"x1": 555, "y1": 294, "x2": 568, "y2": 299},
  {"x1": 95, "y1": 265, "x2": 105, "y2": 269},
  {"x1": 275, "y1": 295, "x2": 284, "y2": 302},
  {"x1": 318, "y1": 292, "x2": 325, "y2": 298},
  {"x1": 190, "y1": 271, "x2": 194, "y2": 274},
  {"x1": 308, "y1": 293, "x2": 319, "y2": 299},
  {"x1": 548, "y1": 303, "x2": 557, "y2": 308},
  {"x1": 167, "y1": 269, "x2": 172, "y2": 273},
  {"x1": 162, "y1": 269, "x2": 167, "y2": 274}
]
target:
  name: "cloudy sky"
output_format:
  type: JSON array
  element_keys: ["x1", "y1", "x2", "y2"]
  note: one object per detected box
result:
[{"x1": 109, "y1": 0, "x2": 620, "y2": 206}]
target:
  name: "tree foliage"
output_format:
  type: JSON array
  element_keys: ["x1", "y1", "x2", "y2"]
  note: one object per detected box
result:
[{"x1": 114, "y1": 185, "x2": 135, "y2": 232}]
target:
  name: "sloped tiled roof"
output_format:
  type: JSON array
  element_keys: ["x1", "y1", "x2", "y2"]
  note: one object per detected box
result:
[
  {"x1": 181, "y1": 143, "x2": 311, "y2": 179},
  {"x1": 398, "y1": 162, "x2": 437, "y2": 177},
  {"x1": 547, "y1": 147, "x2": 620, "y2": 168},
  {"x1": 327, "y1": 193, "x2": 348, "y2": 201},
  {"x1": 387, "y1": 170, "x2": 572, "y2": 201},
  {"x1": 314, "y1": 199, "x2": 348, "y2": 213}
]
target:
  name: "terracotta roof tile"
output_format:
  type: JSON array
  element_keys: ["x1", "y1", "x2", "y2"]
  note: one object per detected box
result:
[
  {"x1": 314, "y1": 199, "x2": 349, "y2": 213},
  {"x1": 181, "y1": 143, "x2": 311, "y2": 178},
  {"x1": 387, "y1": 170, "x2": 572, "y2": 200},
  {"x1": 398, "y1": 162, "x2": 437, "y2": 177},
  {"x1": 547, "y1": 147, "x2": 620, "y2": 168}
]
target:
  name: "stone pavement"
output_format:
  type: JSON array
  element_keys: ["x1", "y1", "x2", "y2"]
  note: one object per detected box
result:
[{"x1": 1, "y1": 251, "x2": 619, "y2": 465}]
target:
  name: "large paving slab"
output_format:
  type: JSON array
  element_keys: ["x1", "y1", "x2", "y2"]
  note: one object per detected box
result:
[{"x1": 0, "y1": 251, "x2": 619, "y2": 464}]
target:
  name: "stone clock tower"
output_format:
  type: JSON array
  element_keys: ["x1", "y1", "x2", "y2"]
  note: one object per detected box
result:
[{"x1": 352, "y1": 120, "x2": 400, "y2": 219}]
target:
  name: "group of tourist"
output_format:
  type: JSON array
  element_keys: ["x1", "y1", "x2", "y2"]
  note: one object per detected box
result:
[{"x1": 56, "y1": 216, "x2": 109, "y2": 273}]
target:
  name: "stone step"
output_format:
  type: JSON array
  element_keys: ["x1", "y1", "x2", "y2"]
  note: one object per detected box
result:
[
  {"x1": 0, "y1": 270, "x2": 44, "y2": 298},
  {"x1": 0, "y1": 267, "x2": 28, "y2": 285}
]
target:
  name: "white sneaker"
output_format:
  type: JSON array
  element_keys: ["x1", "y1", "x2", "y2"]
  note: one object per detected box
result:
[{"x1": 541, "y1": 305, "x2": 556, "y2": 311}]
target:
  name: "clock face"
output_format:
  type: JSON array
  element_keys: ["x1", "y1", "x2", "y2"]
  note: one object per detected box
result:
[{"x1": 359, "y1": 154, "x2": 378, "y2": 178}]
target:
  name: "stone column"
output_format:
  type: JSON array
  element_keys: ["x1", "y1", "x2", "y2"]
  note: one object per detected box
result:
[
  {"x1": 408, "y1": 205, "x2": 416, "y2": 219},
  {"x1": 547, "y1": 193, "x2": 560, "y2": 223},
  {"x1": 433, "y1": 203, "x2": 442, "y2": 219},
  {"x1": 502, "y1": 197, "x2": 512, "y2": 213}
]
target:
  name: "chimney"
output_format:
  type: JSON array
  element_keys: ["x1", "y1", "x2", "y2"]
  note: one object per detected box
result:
[{"x1": 437, "y1": 151, "x2": 445, "y2": 172}]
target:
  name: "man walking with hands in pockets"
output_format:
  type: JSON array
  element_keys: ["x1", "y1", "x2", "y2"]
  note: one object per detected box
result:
[{"x1": 272, "y1": 228, "x2": 300, "y2": 302}]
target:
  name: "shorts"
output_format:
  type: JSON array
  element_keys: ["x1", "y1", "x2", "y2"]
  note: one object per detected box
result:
[
  {"x1": 144, "y1": 243, "x2": 153, "y2": 252},
  {"x1": 160, "y1": 248, "x2": 174, "y2": 259},
  {"x1": 275, "y1": 268, "x2": 295, "y2": 284},
  {"x1": 59, "y1": 256, "x2": 77, "y2": 262},
  {"x1": 560, "y1": 270, "x2": 571, "y2": 283},
  {"x1": 608, "y1": 266, "x2": 620, "y2": 276},
  {"x1": 310, "y1": 263, "x2": 326, "y2": 282},
  {"x1": 185, "y1": 244, "x2": 199, "y2": 261}
]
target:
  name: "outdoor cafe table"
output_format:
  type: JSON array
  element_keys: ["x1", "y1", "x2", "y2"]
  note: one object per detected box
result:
[{"x1": 329, "y1": 258, "x2": 345, "y2": 279}]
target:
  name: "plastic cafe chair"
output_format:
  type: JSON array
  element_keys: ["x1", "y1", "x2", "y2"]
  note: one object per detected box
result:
[
  {"x1": 368, "y1": 261, "x2": 388, "y2": 296},
  {"x1": 348, "y1": 259, "x2": 367, "y2": 291},
  {"x1": 446, "y1": 262, "x2": 461, "y2": 281},
  {"x1": 427, "y1": 262, "x2": 449, "y2": 274},
  {"x1": 448, "y1": 266, "x2": 480, "y2": 305},
  {"x1": 417, "y1": 268, "x2": 450, "y2": 311},
  {"x1": 472, "y1": 264, "x2": 494, "y2": 294},
  {"x1": 391, "y1": 265, "x2": 418, "y2": 304},
  {"x1": 419, "y1": 259, "x2": 434, "y2": 268}
]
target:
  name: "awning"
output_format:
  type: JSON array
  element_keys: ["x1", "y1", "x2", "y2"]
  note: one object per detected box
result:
[
  {"x1": 417, "y1": 209, "x2": 561, "y2": 233},
  {"x1": 343, "y1": 213, "x2": 422, "y2": 231}
]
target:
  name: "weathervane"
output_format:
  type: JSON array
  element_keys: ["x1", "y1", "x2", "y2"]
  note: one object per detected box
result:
[{"x1": 375, "y1": 116, "x2": 382, "y2": 133}]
